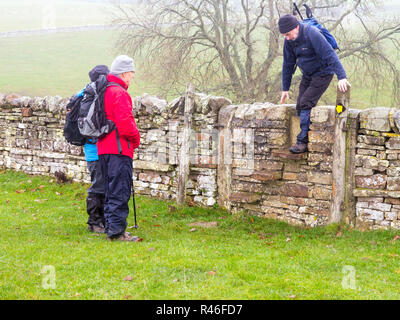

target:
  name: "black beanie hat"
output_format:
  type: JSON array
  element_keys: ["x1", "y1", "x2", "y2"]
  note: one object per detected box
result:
[
  {"x1": 278, "y1": 14, "x2": 299, "y2": 34},
  {"x1": 89, "y1": 65, "x2": 110, "y2": 82}
]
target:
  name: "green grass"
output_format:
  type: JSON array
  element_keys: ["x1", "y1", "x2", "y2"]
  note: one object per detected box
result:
[{"x1": 1, "y1": 170, "x2": 400, "y2": 300}]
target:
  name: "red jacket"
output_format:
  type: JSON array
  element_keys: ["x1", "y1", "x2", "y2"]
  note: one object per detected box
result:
[{"x1": 97, "y1": 74, "x2": 140, "y2": 159}]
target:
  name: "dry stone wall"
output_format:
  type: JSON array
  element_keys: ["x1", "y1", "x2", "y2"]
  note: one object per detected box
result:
[
  {"x1": 1, "y1": 91, "x2": 400, "y2": 230},
  {"x1": 217, "y1": 104, "x2": 336, "y2": 227},
  {"x1": 354, "y1": 107, "x2": 400, "y2": 230}
]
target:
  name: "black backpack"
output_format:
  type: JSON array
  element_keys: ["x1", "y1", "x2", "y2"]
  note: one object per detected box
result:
[
  {"x1": 77, "y1": 75, "x2": 123, "y2": 153},
  {"x1": 63, "y1": 94, "x2": 86, "y2": 146},
  {"x1": 78, "y1": 75, "x2": 121, "y2": 140}
]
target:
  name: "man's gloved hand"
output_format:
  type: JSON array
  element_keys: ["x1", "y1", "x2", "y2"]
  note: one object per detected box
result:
[{"x1": 338, "y1": 79, "x2": 351, "y2": 93}]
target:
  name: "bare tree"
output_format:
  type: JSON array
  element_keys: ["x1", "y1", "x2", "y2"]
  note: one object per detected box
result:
[{"x1": 112, "y1": 0, "x2": 400, "y2": 105}]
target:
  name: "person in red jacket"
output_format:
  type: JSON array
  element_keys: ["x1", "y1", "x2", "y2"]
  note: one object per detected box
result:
[{"x1": 98, "y1": 55, "x2": 141, "y2": 242}]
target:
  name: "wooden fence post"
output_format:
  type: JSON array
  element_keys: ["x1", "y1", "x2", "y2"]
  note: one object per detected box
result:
[
  {"x1": 177, "y1": 83, "x2": 195, "y2": 205},
  {"x1": 329, "y1": 85, "x2": 351, "y2": 224}
]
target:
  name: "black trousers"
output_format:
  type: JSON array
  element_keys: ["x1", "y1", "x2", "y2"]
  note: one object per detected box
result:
[
  {"x1": 86, "y1": 160, "x2": 105, "y2": 228},
  {"x1": 99, "y1": 154, "x2": 133, "y2": 238},
  {"x1": 295, "y1": 74, "x2": 333, "y2": 144}
]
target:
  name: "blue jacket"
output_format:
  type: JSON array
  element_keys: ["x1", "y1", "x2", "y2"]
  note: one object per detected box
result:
[
  {"x1": 77, "y1": 88, "x2": 99, "y2": 162},
  {"x1": 282, "y1": 23, "x2": 346, "y2": 91}
]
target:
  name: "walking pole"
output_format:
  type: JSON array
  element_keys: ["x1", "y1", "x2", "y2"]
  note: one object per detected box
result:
[
  {"x1": 293, "y1": 2, "x2": 304, "y2": 20},
  {"x1": 132, "y1": 184, "x2": 138, "y2": 228}
]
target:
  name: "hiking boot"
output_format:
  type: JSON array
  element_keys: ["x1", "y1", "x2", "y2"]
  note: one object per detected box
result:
[
  {"x1": 88, "y1": 225, "x2": 105, "y2": 233},
  {"x1": 106, "y1": 232, "x2": 141, "y2": 242},
  {"x1": 289, "y1": 143, "x2": 308, "y2": 154}
]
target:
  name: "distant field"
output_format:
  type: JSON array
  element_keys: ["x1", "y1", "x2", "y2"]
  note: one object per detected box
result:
[
  {"x1": 0, "y1": 30, "x2": 159, "y2": 98},
  {"x1": 0, "y1": 0, "x2": 113, "y2": 32},
  {"x1": 0, "y1": 0, "x2": 398, "y2": 108}
]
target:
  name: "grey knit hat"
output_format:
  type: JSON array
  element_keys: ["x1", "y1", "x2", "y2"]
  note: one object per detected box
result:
[
  {"x1": 278, "y1": 14, "x2": 299, "y2": 34},
  {"x1": 110, "y1": 55, "x2": 135, "y2": 74}
]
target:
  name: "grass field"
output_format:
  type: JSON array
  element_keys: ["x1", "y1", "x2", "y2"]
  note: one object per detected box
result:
[
  {"x1": 0, "y1": 30, "x2": 158, "y2": 98},
  {"x1": 1, "y1": 170, "x2": 400, "y2": 300}
]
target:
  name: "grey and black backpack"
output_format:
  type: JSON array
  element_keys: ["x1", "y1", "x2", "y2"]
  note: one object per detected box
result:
[{"x1": 78, "y1": 75, "x2": 123, "y2": 144}]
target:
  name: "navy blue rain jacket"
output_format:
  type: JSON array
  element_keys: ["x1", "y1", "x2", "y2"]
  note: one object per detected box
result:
[{"x1": 282, "y1": 23, "x2": 346, "y2": 91}]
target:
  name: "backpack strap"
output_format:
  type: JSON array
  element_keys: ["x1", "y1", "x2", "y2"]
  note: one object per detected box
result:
[
  {"x1": 107, "y1": 82, "x2": 124, "y2": 89},
  {"x1": 106, "y1": 81, "x2": 125, "y2": 155}
]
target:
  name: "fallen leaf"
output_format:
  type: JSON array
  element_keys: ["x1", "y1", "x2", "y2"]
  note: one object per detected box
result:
[
  {"x1": 124, "y1": 276, "x2": 133, "y2": 281},
  {"x1": 265, "y1": 241, "x2": 274, "y2": 246},
  {"x1": 286, "y1": 237, "x2": 291, "y2": 242},
  {"x1": 395, "y1": 270, "x2": 400, "y2": 274},
  {"x1": 336, "y1": 232, "x2": 342, "y2": 238},
  {"x1": 135, "y1": 237, "x2": 143, "y2": 242},
  {"x1": 153, "y1": 214, "x2": 158, "y2": 218},
  {"x1": 208, "y1": 271, "x2": 216, "y2": 276},
  {"x1": 153, "y1": 224, "x2": 161, "y2": 227},
  {"x1": 6, "y1": 200, "x2": 9, "y2": 204},
  {"x1": 289, "y1": 295, "x2": 297, "y2": 299},
  {"x1": 15, "y1": 189, "x2": 26, "y2": 194},
  {"x1": 393, "y1": 235, "x2": 400, "y2": 241},
  {"x1": 38, "y1": 185, "x2": 45, "y2": 189},
  {"x1": 189, "y1": 228, "x2": 197, "y2": 232},
  {"x1": 250, "y1": 218, "x2": 254, "y2": 223},
  {"x1": 124, "y1": 295, "x2": 133, "y2": 300}
]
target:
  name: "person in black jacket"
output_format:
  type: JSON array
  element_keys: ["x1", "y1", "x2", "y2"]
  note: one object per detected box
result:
[{"x1": 278, "y1": 14, "x2": 351, "y2": 154}]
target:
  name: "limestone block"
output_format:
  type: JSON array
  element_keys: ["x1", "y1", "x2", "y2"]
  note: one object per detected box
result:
[
  {"x1": 310, "y1": 106, "x2": 335, "y2": 125},
  {"x1": 312, "y1": 186, "x2": 332, "y2": 200},
  {"x1": 308, "y1": 130, "x2": 334, "y2": 144},
  {"x1": 369, "y1": 202, "x2": 392, "y2": 212},
  {"x1": 138, "y1": 172, "x2": 162, "y2": 183},
  {"x1": 387, "y1": 177, "x2": 400, "y2": 191},
  {"x1": 43, "y1": 96, "x2": 65, "y2": 113},
  {"x1": 230, "y1": 192, "x2": 261, "y2": 203},
  {"x1": 355, "y1": 155, "x2": 389, "y2": 171},
  {"x1": 132, "y1": 160, "x2": 173, "y2": 172},
  {"x1": 387, "y1": 167, "x2": 400, "y2": 177},
  {"x1": 356, "y1": 174, "x2": 387, "y2": 189},
  {"x1": 357, "y1": 208, "x2": 384, "y2": 221},
  {"x1": 386, "y1": 137, "x2": 400, "y2": 149},
  {"x1": 280, "y1": 183, "x2": 309, "y2": 198},
  {"x1": 357, "y1": 135, "x2": 386, "y2": 146},
  {"x1": 354, "y1": 168, "x2": 374, "y2": 176},
  {"x1": 307, "y1": 171, "x2": 332, "y2": 185},
  {"x1": 194, "y1": 93, "x2": 231, "y2": 115},
  {"x1": 359, "y1": 107, "x2": 391, "y2": 132}
]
